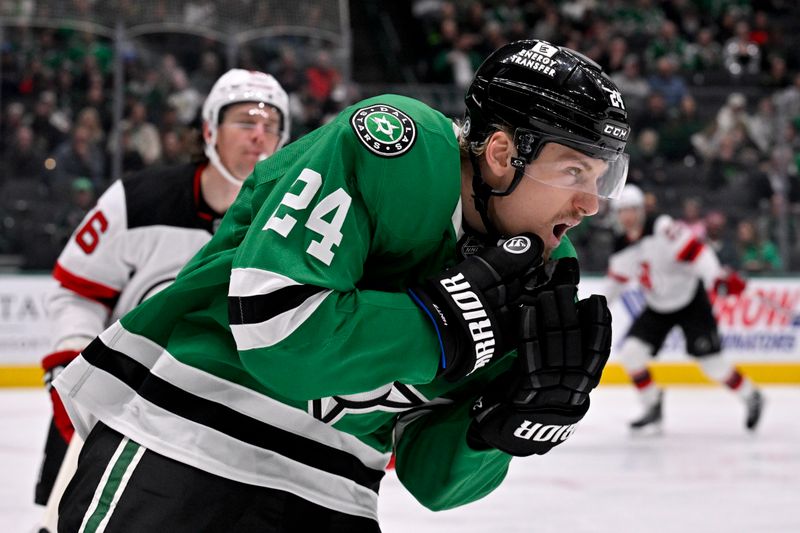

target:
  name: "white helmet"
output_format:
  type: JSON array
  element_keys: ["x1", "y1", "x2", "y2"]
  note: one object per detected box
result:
[
  {"x1": 613, "y1": 184, "x2": 645, "y2": 211},
  {"x1": 202, "y1": 69, "x2": 290, "y2": 186}
]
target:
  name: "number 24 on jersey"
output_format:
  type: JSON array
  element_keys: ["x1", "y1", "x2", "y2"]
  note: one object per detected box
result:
[{"x1": 263, "y1": 168, "x2": 352, "y2": 266}]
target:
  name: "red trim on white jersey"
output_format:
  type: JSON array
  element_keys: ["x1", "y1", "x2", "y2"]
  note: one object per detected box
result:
[
  {"x1": 53, "y1": 262, "x2": 120, "y2": 309},
  {"x1": 193, "y1": 163, "x2": 214, "y2": 222},
  {"x1": 607, "y1": 270, "x2": 629, "y2": 283},
  {"x1": 676, "y1": 238, "x2": 705, "y2": 263}
]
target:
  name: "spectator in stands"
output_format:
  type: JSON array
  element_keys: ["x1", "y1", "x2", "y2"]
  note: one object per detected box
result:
[
  {"x1": 30, "y1": 91, "x2": 69, "y2": 152},
  {"x1": 601, "y1": 35, "x2": 629, "y2": 74},
  {"x1": 723, "y1": 20, "x2": 761, "y2": 77},
  {"x1": 691, "y1": 92, "x2": 752, "y2": 161},
  {"x1": 645, "y1": 20, "x2": 686, "y2": 71},
  {"x1": 54, "y1": 65, "x2": 79, "y2": 115},
  {"x1": 2, "y1": 125, "x2": 46, "y2": 183},
  {"x1": 627, "y1": 128, "x2": 667, "y2": 186},
  {"x1": 773, "y1": 72, "x2": 800, "y2": 128},
  {"x1": 54, "y1": 177, "x2": 96, "y2": 246},
  {"x1": 481, "y1": 20, "x2": 508, "y2": 58},
  {"x1": 530, "y1": 5, "x2": 561, "y2": 44},
  {"x1": 610, "y1": 55, "x2": 650, "y2": 115},
  {"x1": 431, "y1": 18, "x2": 482, "y2": 89},
  {"x1": 305, "y1": 49, "x2": 342, "y2": 106},
  {"x1": 715, "y1": 8, "x2": 739, "y2": 43},
  {"x1": 648, "y1": 56, "x2": 688, "y2": 109},
  {"x1": 51, "y1": 124, "x2": 106, "y2": 193},
  {"x1": 749, "y1": 10, "x2": 771, "y2": 49},
  {"x1": 273, "y1": 47, "x2": 303, "y2": 96},
  {"x1": 680, "y1": 196, "x2": 707, "y2": 239},
  {"x1": 735, "y1": 219, "x2": 782, "y2": 273},
  {"x1": 74, "y1": 107, "x2": 105, "y2": 145},
  {"x1": 190, "y1": 51, "x2": 222, "y2": 95},
  {"x1": 705, "y1": 210, "x2": 739, "y2": 268},
  {"x1": 119, "y1": 101, "x2": 162, "y2": 165},
  {"x1": 167, "y1": 68, "x2": 203, "y2": 126},
  {"x1": 127, "y1": 65, "x2": 166, "y2": 120},
  {"x1": 659, "y1": 94, "x2": 704, "y2": 162},
  {"x1": 606, "y1": 0, "x2": 664, "y2": 37},
  {"x1": 463, "y1": 1, "x2": 487, "y2": 37},
  {"x1": 119, "y1": 125, "x2": 146, "y2": 175},
  {"x1": 1, "y1": 102, "x2": 28, "y2": 154},
  {"x1": 760, "y1": 55, "x2": 791, "y2": 89},
  {"x1": 77, "y1": 77, "x2": 112, "y2": 132},
  {"x1": 633, "y1": 91, "x2": 669, "y2": 135},
  {"x1": 748, "y1": 96, "x2": 781, "y2": 154},
  {"x1": 759, "y1": 194, "x2": 797, "y2": 263},
  {"x1": 581, "y1": 19, "x2": 613, "y2": 67},
  {"x1": 683, "y1": 27, "x2": 723, "y2": 76},
  {"x1": 160, "y1": 130, "x2": 189, "y2": 166},
  {"x1": 643, "y1": 189, "x2": 659, "y2": 219},
  {"x1": 751, "y1": 145, "x2": 797, "y2": 208},
  {"x1": 17, "y1": 56, "x2": 48, "y2": 100}
]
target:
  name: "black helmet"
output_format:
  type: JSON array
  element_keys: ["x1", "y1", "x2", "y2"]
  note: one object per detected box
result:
[{"x1": 464, "y1": 39, "x2": 629, "y2": 163}]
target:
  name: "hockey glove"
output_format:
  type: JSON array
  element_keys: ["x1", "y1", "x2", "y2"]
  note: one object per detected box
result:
[
  {"x1": 467, "y1": 287, "x2": 612, "y2": 456},
  {"x1": 409, "y1": 234, "x2": 544, "y2": 381},
  {"x1": 42, "y1": 350, "x2": 80, "y2": 443},
  {"x1": 714, "y1": 269, "x2": 747, "y2": 297},
  {"x1": 519, "y1": 256, "x2": 580, "y2": 304}
]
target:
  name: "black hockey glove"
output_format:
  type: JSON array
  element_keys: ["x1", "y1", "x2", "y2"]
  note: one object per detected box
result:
[
  {"x1": 409, "y1": 234, "x2": 544, "y2": 381},
  {"x1": 519, "y1": 256, "x2": 580, "y2": 303},
  {"x1": 467, "y1": 286, "x2": 612, "y2": 456}
]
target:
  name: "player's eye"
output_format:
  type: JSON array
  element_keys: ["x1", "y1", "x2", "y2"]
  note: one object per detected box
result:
[{"x1": 563, "y1": 166, "x2": 585, "y2": 185}]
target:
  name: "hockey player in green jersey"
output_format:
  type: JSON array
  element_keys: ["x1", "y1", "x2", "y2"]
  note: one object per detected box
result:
[{"x1": 55, "y1": 40, "x2": 630, "y2": 532}]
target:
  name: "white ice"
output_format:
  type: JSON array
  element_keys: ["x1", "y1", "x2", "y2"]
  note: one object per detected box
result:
[{"x1": 2, "y1": 387, "x2": 798, "y2": 533}]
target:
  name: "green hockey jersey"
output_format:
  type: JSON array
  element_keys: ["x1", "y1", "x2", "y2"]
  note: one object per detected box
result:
[{"x1": 55, "y1": 94, "x2": 577, "y2": 521}]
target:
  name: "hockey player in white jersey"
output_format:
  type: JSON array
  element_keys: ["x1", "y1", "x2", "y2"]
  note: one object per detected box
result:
[
  {"x1": 36, "y1": 69, "x2": 290, "y2": 526},
  {"x1": 604, "y1": 184, "x2": 764, "y2": 431}
]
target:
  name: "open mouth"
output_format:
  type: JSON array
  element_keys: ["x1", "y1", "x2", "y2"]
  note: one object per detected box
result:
[{"x1": 553, "y1": 223, "x2": 570, "y2": 240}]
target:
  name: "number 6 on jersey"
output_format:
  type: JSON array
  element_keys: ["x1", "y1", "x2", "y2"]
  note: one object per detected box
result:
[{"x1": 263, "y1": 168, "x2": 352, "y2": 266}]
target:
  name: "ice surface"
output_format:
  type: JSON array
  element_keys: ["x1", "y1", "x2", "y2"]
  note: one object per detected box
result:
[{"x1": 2, "y1": 387, "x2": 798, "y2": 533}]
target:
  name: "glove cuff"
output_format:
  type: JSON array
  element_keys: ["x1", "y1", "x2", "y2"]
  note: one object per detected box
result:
[
  {"x1": 42, "y1": 349, "x2": 81, "y2": 371},
  {"x1": 409, "y1": 280, "x2": 497, "y2": 381},
  {"x1": 469, "y1": 399, "x2": 590, "y2": 457}
]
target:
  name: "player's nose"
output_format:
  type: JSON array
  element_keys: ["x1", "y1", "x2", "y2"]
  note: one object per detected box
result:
[{"x1": 574, "y1": 191, "x2": 599, "y2": 216}]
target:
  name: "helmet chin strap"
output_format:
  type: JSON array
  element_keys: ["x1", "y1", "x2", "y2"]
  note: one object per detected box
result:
[
  {"x1": 204, "y1": 141, "x2": 268, "y2": 188},
  {"x1": 469, "y1": 151, "x2": 500, "y2": 240},
  {"x1": 468, "y1": 150, "x2": 527, "y2": 241}
]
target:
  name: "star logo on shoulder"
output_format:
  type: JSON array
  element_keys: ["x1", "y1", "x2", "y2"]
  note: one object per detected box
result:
[{"x1": 350, "y1": 103, "x2": 417, "y2": 157}]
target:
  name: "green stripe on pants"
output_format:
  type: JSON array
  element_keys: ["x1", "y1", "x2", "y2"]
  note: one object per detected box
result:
[{"x1": 83, "y1": 438, "x2": 142, "y2": 533}]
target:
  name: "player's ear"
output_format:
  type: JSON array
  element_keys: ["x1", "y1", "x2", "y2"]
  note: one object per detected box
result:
[
  {"x1": 483, "y1": 130, "x2": 514, "y2": 185},
  {"x1": 202, "y1": 122, "x2": 212, "y2": 144}
]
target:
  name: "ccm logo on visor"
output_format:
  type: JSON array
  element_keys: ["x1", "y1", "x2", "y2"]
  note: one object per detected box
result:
[{"x1": 603, "y1": 124, "x2": 629, "y2": 140}]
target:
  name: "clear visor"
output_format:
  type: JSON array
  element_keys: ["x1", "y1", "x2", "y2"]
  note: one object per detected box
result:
[
  {"x1": 220, "y1": 104, "x2": 282, "y2": 135},
  {"x1": 520, "y1": 138, "x2": 629, "y2": 199}
]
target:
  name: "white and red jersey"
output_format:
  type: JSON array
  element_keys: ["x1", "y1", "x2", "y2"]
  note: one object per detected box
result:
[
  {"x1": 605, "y1": 215, "x2": 725, "y2": 313},
  {"x1": 47, "y1": 163, "x2": 222, "y2": 350}
]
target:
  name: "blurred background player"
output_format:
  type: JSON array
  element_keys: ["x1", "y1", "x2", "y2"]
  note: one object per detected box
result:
[
  {"x1": 603, "y1": 184, "x2": 763, "y2": 432},
  {"x1": 35, "y1": 68, "x2": 290, "y2": 530}
]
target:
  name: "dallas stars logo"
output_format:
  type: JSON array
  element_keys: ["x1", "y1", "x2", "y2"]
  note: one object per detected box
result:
[
  {"x1": 350, "y1": 104, "x2": 417, "y2": 157},
  {"x1": 309, "y1": 382, "x2": 429, "y2": 425}
]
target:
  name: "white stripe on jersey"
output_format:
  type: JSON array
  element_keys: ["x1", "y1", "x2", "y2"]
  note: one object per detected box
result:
[
  {"x1": 229, "y1": 267, "x2": 299, "y2": 296},
  {"x1": 55, "y1": 325, "x2": 390, "y2": 520},
  {"x1": 229, "y1": 267, "x2": 334, "y2": 350}
]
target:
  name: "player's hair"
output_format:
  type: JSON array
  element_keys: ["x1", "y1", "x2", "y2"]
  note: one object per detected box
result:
[{"x1": 456, "y1": 121, "x2": 513, "y2": 157}]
